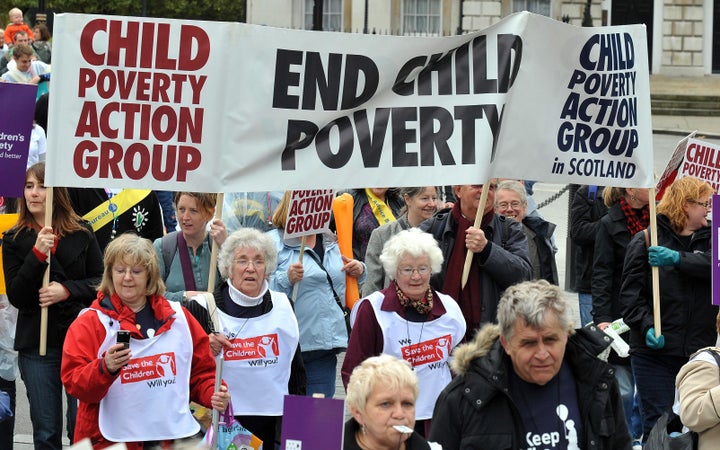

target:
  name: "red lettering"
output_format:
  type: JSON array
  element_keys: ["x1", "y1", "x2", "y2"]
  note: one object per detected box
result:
[
  {"x1": 177, "y1": 146, "x2": 201, "y2": 181},
  {"x1": 99, "y1": 102, "x2": 120, "y2": 139},
  {"x1": 78, "y1": 68, "x2": 96, "y2": 97},
  {"x1": 155, "y1": 23, "x2": 176, "y2": 70},
  {"x1": 178, "y1": 25, "x2": 210, "y2": 71},
  {"x1": 75, "y1": 102, "x2": 100, "y2": 138},
  {"x1": 79, "y1": 19, "x2": 106, "y2": 65}
]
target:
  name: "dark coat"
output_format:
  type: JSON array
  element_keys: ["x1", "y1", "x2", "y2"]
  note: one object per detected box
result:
[
  {"x1": 420, "y1": 210, "x2": 532, "y2": 326},
  {"x1": 620, "y1": 214, "x2": 716, "y2": 357},
  {"x1": 428, "y1": 324, "x2": 631, "y2": 450},
  {"x1": 67, "y1": 188, "x2": 164, "y2": 251},
  {"x1": 569, "y1": 185, "x2": 608, "y2": 293},
  {"x1": 2, "y1": 223, "x2": 103, "y2": 350}
]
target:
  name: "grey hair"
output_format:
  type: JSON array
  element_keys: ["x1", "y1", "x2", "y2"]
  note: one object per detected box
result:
[
  {"x1": 346, "y1": 354, "x2": 418, "y2": 415},
  {"x1": 379, "y1": 228, "x2": 443, "y2": 280},
  {"x1": 497, "y1": 280, "x2": 572, "y2": 341},
  {"x1": 495, "y1": 180, "x2": 528, "y2": 206},
  {"x1": 217, "y1": 228, "x2": 278, "y2": 280}
]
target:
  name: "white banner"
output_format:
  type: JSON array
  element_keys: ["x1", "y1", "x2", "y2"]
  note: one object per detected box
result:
[
  {"x1": 46, "y1": 12, "x2": 654, "y2": 191},
  {"x1": 678, "y1": 138, "x2": 720, "y2": 192}
]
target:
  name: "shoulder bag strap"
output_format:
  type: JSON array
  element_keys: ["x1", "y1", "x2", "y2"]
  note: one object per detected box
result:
[
  {"x1": 306, "y1": 250, "x2": 345, "y2": 314},
  {"x1": 177, "y1": 232, "x2": 198, "y2": 291}
]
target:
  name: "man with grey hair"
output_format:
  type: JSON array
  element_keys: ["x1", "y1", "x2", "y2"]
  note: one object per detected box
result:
[{"x1": 429, "y1": 280, "x2": 631, "y2": 450}]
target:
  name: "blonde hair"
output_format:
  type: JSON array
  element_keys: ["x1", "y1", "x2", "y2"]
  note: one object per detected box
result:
[
  {"x1": 657, "y1": 177, "x2": 713, "y2": 233},
  {"x1": 271, "y1": 191, "x2": 292, "y2": 229},
  {"x1": 346, "y1": 354, "x2": 418, "y2": 415},
  {"x1": 98, "y1": 233, "x2": 165, "y2": 298}
]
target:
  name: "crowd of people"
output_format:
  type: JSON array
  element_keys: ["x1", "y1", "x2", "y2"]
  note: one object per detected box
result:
[{"x1": 0, "y1": 10, "x2": 717, "y2": 450}]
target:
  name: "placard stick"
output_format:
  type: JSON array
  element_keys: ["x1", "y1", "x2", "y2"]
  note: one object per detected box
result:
[
  {"x1": 291, "y1": 236, "x2": 307, "y2": 301},
  {"x1": 210, "y1": 352, "x2": 224, "y2": 448},
  {"x1": 648, "y1": 188, "x2": 661, "y2": 337},
  {"x1": 207, "y1": 193, "x2": 224, "y2": 293},
  {"x1": 39, "y1": 187, "x2": 53, "y2": 356},
  {"x1": 461, "y1": 186, "x2": 490, "y2": 289}
]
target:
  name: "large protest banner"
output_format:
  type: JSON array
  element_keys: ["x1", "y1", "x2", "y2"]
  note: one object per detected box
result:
[{"x1": 46, "y1": 12, "x2": 654, "y2": 192}]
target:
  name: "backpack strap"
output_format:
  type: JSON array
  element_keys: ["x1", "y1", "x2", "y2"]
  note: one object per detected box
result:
[
  {"x1": 587, "y1": 185, "x2": 598, "y2": 202},
  {"x1": 161, "y1": 231, "x2": 178, "y2": 280}
]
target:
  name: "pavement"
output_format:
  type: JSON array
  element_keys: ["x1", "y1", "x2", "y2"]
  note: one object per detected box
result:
[
  {"x1": 650, "y1": 74, "x2": 720, "y2": 138},
  {"x1": 10, "y1": 74, "x2": 720, "y2": 449}
]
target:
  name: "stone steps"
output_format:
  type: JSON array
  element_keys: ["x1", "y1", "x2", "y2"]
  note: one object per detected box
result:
[{"x1": 651, "y1": 94, "x2": 720, "y2": 116}]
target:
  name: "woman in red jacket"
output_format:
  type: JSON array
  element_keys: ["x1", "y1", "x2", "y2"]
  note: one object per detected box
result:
[{"x1": 61, "y1": 233, "x2": 229, "y2": 449}]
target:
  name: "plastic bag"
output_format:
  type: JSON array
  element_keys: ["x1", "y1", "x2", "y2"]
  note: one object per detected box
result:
[
  {"x1": 645, "y1": 410, "x2": 697, "y2": 450},
  {"x1": 200, "y1": 401, "x2": 263, "y2": 450}
]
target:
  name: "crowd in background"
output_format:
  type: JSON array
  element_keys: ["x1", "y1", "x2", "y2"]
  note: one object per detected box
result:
[{"x1": 0, "y1": 7, "x2": 717, "y2": 450}]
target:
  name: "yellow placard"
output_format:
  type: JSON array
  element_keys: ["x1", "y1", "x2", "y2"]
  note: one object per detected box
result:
[{"x1": 0, "y1": 214, "x2": 19, "y2": 294}]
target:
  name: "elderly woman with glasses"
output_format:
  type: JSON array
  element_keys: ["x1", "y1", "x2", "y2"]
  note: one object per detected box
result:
[
  {"x1": 620, "y1": 176, "x2": 717, "y2": 444},
  {"x1": 341, "y1": 228, "x2": 465, "y2": 436},
  {"x1": 184, "y1": 228, "x2": 306, "y2": 447},
  {"x1": 60, "y1": 233, "x2": 230, "y2": 449}
]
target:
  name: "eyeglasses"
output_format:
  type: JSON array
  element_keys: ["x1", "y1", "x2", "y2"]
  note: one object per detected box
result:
[
  {"x1": 113, "y1": 267, "x2": 146, "y2": 277},
  {"x1": 689, "y1": 200, "x2": 712, "y2": 209},
  {"x1": 234, "y1": 259, "x2": 266, "y2": 269},
  {"x1": 398, "y1": 266, "x2": 431, "y2": 277},
  {"x1": 497, "y1": 201, "x2": 523, "y2": 209}
]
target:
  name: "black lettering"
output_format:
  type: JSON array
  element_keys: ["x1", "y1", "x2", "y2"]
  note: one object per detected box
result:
[{"x1": 272, "y1": 49, "x2": 303, "y2": 109}]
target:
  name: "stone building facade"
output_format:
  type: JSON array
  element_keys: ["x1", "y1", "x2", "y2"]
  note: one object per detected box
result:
[{"x1": 247, "y1": 0, "x2": 719, "y2": 75}]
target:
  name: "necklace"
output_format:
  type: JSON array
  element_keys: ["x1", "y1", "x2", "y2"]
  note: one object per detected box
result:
[
  {"x1": 403, "y1": 313, "x2": 426, "y2": 370},
  {"x1": 105, "y1": 188, "x2": 119, "y2": 239}
]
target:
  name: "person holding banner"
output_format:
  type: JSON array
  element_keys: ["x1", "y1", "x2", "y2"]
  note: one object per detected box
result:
[
  {"x1": 345, "y1": 354, "x2": 434, "y2": 450},
  {"x1": 342, "y1": 228, "x2": 465, "y2": 437},
  {"x1": 153, "y1": 192, "x2": 228, "y2": 303},
  {"x1": 494, "y1": 180, "x2": 558, "y2": 285},
  {"x1": 268, "y1": 191, "x2": 366, "y2": 398},
  {"x1": 60, "y1": 233, "x2": 230, "y2": 449},
  {"x1": 2, "y1": 162, "x2": 104, "y2": 449},
  {"x1": 344, "y1": 188, "x2": 404, "y2": 261},
  {"x1": 591, "y1": 186, "x2": 649, "y2": 445},
  {"x1": 420, "y1": 183, "x2": 532, "y2": 342},
  {"x1": 362, "y1": 186, "x2": 440, "y2": 296},
  {"x1": 184, "y1": 227, "x2": 306, "y2": 447},
  {"x1": 619, "y1": 176, "x2": 717, "y2": 443}
]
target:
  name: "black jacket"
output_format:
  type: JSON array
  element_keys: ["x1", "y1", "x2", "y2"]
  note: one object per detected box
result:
[
  {"x1": 420, "y1": 209, "x2": 532, "y2": 326},
  {"x1": 184, "y1": 283, "x2": 307, "y2": 396},
  {"x1": 569, "y1": 186, "x2": 608, "y2": 293},
  {"x1": 620, "y1": 214, "x2": 716, "y2": 357},
  {"x1": 67, "y1": 188, "x2": 164, "y2": 251},
  {"x1": 522, "y1": 214, "x2": 558, "y2": 285},
  {"x1": 2, "y1": 223, "x2": 103, "y2": 350},
  {"x1": 428, "y1": 324, "x2": 631, "y2": 450}
]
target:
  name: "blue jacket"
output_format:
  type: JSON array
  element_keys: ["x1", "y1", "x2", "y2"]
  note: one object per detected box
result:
[{"x1": 267, "y1": 229, "x2": 365, "y2": 352}]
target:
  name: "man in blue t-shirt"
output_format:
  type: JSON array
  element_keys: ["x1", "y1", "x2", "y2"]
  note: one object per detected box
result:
[{"x1": 429, "y1": 280, "x2": 631, "y2": 450}]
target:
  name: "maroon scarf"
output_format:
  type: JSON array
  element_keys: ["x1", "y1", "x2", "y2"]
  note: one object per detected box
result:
[
  {"x1": 442, "y1": 204, "x2": 493, "y2": 335},
  {"x1": 619, "y1": 196, "x2": 650, "y2": 235}
]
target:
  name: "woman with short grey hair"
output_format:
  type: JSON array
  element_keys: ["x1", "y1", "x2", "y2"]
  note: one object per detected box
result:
[
  {"x1": 185, "y1": 227, "x2": 305, "y2": 447},
  {"x1": 342, "y1": 228, "x2": 466, "y2": 437}
]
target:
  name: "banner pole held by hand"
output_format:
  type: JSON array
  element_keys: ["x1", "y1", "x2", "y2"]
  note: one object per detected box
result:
[
  {"x1": 207, "y1": 193, "x2": 224, "y2": 294},
  {"x1": 648, "y1": 188, "x2": 661, "y2": 337},
  {"x1": 210, "y1": 352, "x2": 224, "y2": 448},
  {"x1": 461, "y1": 185, "x2": 490, "y2": 289},
  {"x1": 291, "y1": 236, "x2": 306, "y2": 301},
  {"x1": 40, "y1": 187, "x2": 53, "y2": 356}
]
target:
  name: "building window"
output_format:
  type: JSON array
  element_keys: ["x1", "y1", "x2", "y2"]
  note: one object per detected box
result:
[
  {"x1": 304, "y1": 0, "x2": 343, "y2": 32},
  {"x1": 512, "y1": 0, "x2": 550, "y2": 16},
  {"x1": 402, "y1": 0, "x2": 441, "y2": 36}
]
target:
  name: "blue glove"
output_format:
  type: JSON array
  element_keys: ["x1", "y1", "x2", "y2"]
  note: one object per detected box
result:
[
  {"x1": 648, "y1": 246, "x2": 680, "y2": 267},
  {"x1": 645, "y1": 328, "x2": 665, "y2": 349}
]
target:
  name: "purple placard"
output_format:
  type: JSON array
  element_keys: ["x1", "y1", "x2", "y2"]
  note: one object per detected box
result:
[
  {"x1": 713, "y1": 195, "x2": 720, "y2": 306},
  {"x1": 0, "y1": 83, "x2": 38, "y2": 198},
  {"x1": 280, "y1": 395, "x2": 344, "y2": 450}
]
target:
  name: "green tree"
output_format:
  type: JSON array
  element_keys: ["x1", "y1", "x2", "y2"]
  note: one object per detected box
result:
[{"x1": 0, "y1": 0, "x2": 245, "y2": 27}]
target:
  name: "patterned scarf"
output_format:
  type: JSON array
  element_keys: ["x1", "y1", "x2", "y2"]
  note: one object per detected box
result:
[
  {"x1": 395, "y1": 281, "x2": 434, "y2": 315},
  {"x1": 619, "y1": 196, "x2": 650, "y2": 235}
]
